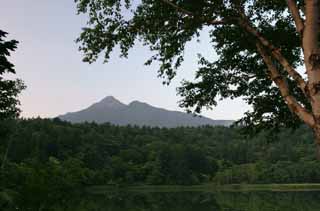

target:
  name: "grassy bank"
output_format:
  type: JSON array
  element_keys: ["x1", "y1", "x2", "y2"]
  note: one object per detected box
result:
[{"x1": 87, "y1": 183, "x2": 320, "y2": 194}]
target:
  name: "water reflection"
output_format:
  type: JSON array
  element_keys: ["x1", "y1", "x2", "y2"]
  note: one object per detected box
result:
[{"x1": 3, "y1": 191, "x2": 320, "y2": 210}]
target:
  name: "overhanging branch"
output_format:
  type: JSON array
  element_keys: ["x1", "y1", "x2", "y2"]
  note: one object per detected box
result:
[
  {"x1": 238, "y1": 17, "x2": 308, "y2": 96},
  {"x1": 256, "y1": 43, "x2": 315, "y2": 127}
]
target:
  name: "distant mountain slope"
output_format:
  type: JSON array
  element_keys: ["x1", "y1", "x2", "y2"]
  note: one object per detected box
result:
[{"x1": 58, "y1": 96, "x2": 233, "y2": 127}]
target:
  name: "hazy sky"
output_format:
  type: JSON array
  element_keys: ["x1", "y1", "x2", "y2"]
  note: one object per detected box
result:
[{"x1": 1, "y1": 0, "x2": 250, "y2": 120}]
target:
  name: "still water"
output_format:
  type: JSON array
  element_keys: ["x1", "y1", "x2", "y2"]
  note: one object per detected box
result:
[{"x1": 12, "y1": 190, "x2": 320, "y2": 211}]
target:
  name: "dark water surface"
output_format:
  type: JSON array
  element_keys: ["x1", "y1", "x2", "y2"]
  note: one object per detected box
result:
[{"x1": 10, "y1": 190, "x2": 320, "y2": 211}]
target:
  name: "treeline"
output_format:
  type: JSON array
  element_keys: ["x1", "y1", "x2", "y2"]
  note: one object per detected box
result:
[{"x1": 1, "y1": 118, "x2": 320, "y2": 193}]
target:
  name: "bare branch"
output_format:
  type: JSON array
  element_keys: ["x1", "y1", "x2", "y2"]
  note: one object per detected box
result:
[
  {"x1": 287, "y1": 0, "x2": 304, "y2": 33},
  {"x1": 256, "y1": 43, "x2": 315, "y2": 127}
]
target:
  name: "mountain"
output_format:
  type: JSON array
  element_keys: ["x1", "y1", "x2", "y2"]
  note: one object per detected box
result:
[{"x1": 58, "y1": 96, "x2": 233, "y2": 127}]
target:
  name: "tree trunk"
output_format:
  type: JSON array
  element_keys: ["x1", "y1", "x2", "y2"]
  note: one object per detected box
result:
[{"x1": 303, "y1": 0, "x2": 320, "y2": 160}]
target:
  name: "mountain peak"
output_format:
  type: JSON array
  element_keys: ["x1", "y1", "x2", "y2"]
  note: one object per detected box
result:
[
  {"x1": 101, "y1": 95, "x2": 118, "y2": 102},
  {"x1": 58, "y1": 96, "x2": 234, "y2": 127},
  {"x1": 94, "y1": 96, "x2": 126, "y2": 108}
]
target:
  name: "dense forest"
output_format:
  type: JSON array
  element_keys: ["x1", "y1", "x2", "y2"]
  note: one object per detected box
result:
[
  {"x1": 2, "y1": 118, "x2": 320, "y2": 208},
  {"x1": 1, "y1": 118, "x2": 320, "y2": 188}
]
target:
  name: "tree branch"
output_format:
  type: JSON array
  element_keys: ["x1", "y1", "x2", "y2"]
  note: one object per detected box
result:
[
  {"x1": 160, "y1": 0, "x2": 311, "y2": 123},
  {"x1": 256, "y1": 43, "x2": 315, "y2": 127},
  {"x1": 271, "y1": 49, "x2": 308, "y2": 95},
  {"x1": 238, "y1": 17, "x2": 308, "y2": 96},
  {"x1": 287, "y1": 0, "x2": 305, "y2": 34},
  {"x1": 160, "y1": 0, "x2": 227, "y2": 26}
]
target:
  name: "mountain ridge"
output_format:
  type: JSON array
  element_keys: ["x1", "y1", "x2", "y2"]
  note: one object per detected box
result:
[{"x1": 58, "y1": 96, "x2": 233, "y2": 127}]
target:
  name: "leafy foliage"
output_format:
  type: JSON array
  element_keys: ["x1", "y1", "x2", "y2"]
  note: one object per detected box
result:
[
  {"x1": 0, "y1": 30, "x2": 25, "y2": 120},
  {"x1": 75, "y1": 0, "x2": 307, "y2": 130}
]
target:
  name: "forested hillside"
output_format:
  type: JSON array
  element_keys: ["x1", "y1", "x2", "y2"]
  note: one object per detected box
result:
[{"x1": 1, "y1": 118, "x2": 320, "y2": 192}]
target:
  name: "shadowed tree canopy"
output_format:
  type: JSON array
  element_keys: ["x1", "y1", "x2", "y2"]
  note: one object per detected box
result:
[
  {"x1": 75, "y1": 1, "x2": 320, "y2": 156},
  {"x1": 0, "y1": 30, "x2": 25, "y2": 120}
]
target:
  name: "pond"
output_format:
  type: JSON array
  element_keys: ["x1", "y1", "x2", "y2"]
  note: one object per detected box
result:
[{"x1": 9, "y1": 190, "x2": 320, "y2": 211}]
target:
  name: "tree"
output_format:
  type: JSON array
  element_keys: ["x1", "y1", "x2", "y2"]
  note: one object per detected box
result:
[
  {"x1": 75, "y1": 1, "x2": 320, "y2": 156},
  {"x1": 0, "y1": 30, "x2": 25, "y2": 120}
]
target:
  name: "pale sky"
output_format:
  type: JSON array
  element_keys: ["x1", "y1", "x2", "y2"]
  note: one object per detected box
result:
[{"x1": 0, "y1": 0, "x2": 250, "y2": 120}]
